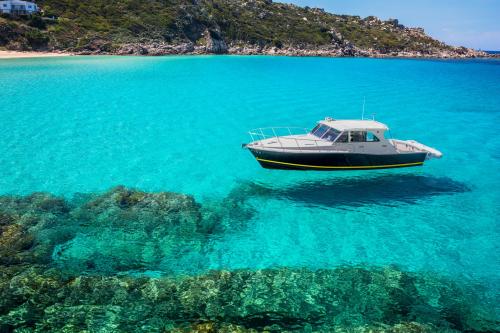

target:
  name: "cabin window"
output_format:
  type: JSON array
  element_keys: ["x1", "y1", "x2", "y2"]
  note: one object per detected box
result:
[
  {"x1": 349, "y1": 131, "x2": 366, "y2": 142},
  {"x1": 366, "y1": 131, "x2": 380, "y2": 142},
  {"x1": 347, "y1": 131, "x2": 381, "y2": 142},
  {"x1": 336, "y1": 132, "x2": 348, "y2": 143},
  {"x1": 323, "y1": 128, "x2": 341, "y2": 142}
]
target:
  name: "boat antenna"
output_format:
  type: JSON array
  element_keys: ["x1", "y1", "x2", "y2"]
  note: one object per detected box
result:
[{"x1": 361, "y1": 96, "x2": 366, "y2": 120}]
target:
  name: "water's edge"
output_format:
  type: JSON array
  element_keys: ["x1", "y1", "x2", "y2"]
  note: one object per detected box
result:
[{"x1": 2, "y1": 52, "x2": 499, "y2": 61}]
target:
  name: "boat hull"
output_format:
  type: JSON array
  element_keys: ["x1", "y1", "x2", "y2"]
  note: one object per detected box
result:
[{"x1": 248, "y1": 148, "x2": 427, "y2": 171}]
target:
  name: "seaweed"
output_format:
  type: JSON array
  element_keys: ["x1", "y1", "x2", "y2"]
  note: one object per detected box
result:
[{"x1": 0, "y1": 187, "x2": 498, "y2": 332}]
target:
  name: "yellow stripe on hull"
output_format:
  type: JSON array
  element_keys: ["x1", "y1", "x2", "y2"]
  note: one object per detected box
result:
[{"x1": 256, "y1": 158, "x2": 424, "y2": 170}]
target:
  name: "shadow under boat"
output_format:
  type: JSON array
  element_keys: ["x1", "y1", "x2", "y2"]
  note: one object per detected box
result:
[{"x1": 231, "y1": 174, "x2": 470, "y2": 208}]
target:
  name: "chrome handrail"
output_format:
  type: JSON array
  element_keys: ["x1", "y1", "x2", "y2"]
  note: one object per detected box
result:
[
  {"x1": 247, "y1": 126, "x2": 351, "y2": 152},
  {"x1": 248, "y1": 127, "x2": 310, "y2": 147},
  {"x1": 248, "y1": 127, "x2": 310, "y2": 137}
]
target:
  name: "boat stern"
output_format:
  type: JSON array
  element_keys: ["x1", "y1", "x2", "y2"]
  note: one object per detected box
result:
[{"x1": 390, "y1": 139, "x2": 443, "y2": 159}]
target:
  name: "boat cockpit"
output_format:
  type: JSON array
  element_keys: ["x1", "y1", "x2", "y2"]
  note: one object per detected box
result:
[{"x1": 310, "y1": 123, "x2": 382, "y2": 143}]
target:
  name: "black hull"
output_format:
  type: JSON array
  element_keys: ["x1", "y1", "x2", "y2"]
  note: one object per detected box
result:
[{"x1": 248, "y1": 148, "x2": 427, "y2": 171}]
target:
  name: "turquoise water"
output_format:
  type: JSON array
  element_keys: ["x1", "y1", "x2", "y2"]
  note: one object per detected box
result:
[{"x1": 1, "y1": 56, "x2": 499, "y2": 296}]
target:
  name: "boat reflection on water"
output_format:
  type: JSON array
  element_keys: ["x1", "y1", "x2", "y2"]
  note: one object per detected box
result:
[{"x1": 231, "y1": 174, "x2": 469, "y2": 209}]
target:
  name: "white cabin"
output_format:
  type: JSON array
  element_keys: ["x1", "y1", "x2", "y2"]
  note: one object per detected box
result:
[{"x1": 0, "y1": 0, "x2": 38, "y2": 15}]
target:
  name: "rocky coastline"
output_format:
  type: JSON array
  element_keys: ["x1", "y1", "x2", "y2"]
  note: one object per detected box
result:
[
  {"x1": 3, "y1": 47, "x2": 493, "y2": 59},
  {"x1": 75, "y1": 40, "x2": 489, "y2": 59},
  {"x1": 56, "y1": 14, "x2": 491, "y2": 59},
  {"x1": 2, "y1": 0, "x2": 495, "y2": 61}
]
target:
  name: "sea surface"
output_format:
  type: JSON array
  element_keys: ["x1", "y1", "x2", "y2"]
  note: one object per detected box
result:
[{"x1": 1, "y1": 55, "x2": 499, "y2": 322}]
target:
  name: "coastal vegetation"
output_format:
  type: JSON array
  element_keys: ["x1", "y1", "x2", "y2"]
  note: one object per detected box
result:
[{"x1": 0, "y1": 0, "x2": 485, "y2": 57}]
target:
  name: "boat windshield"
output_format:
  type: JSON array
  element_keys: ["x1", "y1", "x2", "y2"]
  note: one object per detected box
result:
[
  {"x1": 310, "y1": 124, "x2": 328, "y2": 138},
  {"x1": 323, "y1": 128, "x2": 341, "y2": 142},
  {"x1": 310, "y1": 124, "x2": 340, "y2": 141}
]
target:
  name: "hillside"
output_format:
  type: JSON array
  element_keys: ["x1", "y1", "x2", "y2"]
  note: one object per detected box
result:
[{"x1": 0, "y1": 0, "x2": 486, "y2": 58}]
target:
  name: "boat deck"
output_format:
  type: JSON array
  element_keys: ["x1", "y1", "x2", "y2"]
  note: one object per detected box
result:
[{"x1": 390, "y1": 139, "x2": 443, "y2": 158}]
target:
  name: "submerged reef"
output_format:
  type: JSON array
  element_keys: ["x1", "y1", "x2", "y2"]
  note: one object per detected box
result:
[
  {"x1": 0, "y1": 265, "x2": 498, "y2": 332},
  {"x1": 0, "y1": 186, "x2": 254, "y2": 275},
  {"x1": 0, "y1": 187, "x2": 498, "y2": 332}
]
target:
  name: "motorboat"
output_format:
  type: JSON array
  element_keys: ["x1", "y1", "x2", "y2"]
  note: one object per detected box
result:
[{"x1": 243, "y1": 117, "x2": 442, "y2": 170}]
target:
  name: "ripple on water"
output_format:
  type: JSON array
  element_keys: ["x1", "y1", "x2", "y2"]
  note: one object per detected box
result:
[{"x1": 0, "y1": 56, "x2": 499, "y2": 329}]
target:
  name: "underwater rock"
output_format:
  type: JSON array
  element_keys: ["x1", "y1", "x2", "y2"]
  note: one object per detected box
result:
[
  {"x1": 70, "y1": 186, "x2": 204, "y2": 234},
  {"x1": 53, "y1": 186, "x2": 247, "y2": 274},
  {"x1": 0, "y1": 265, "x2": 65, "y2": 330},
  {"x1": 0, "y1": 265, "x2": 498, "y2": 332},
  {"x1": 200, "y1": 195, "x2": 256, "y2": 235},
  {"x1": 0, "y1": 211, "x2": 58, "y2": 265},
  {"x1": 0, "y1": 186, "x2": 255, "y2": 275},
  {"x1": 0, "y1": 222, "x2": 34, "y2": 265},
  {"x1": 169, "y1": 321, "x2": 443, "y2": 332},
  {"x1": 0, "y1": 188, "x2": 497, "y2": 332},
  {"x1": 0, "y1": 192, "x2": 73, "y2": 265},
  {"x1": 0, "y1": 192, "x2": 71, "y2": 240},
  {"x1": 0, "y1": 192, "x2": 70, "y2": 216}
]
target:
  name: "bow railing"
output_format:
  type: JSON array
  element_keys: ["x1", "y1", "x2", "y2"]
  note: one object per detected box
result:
[
  {"x1": 247, "y1": 127, "x2": 350, "y2": 152},
  {"x1": 248, "y1": 127, "x2": 310, "y2": 142}
]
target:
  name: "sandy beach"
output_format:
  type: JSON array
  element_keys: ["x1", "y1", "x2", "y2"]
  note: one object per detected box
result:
[{"x1": 0, "y1": 50, "x2": 72, "y2": 59}]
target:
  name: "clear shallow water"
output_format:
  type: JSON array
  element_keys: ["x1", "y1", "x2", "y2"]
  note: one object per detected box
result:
[{"x1": 0, "y1": 56, "x2": 499, "y2": 293}]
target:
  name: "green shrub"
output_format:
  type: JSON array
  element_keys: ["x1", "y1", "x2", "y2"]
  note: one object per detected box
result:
[
  {"x1": 28, "y1": 15, "x2": 47, "y2": 29},
  {"x1": 26, "y1": 29, "x2": 49, "y2": 49},
  {"x1": 0, "y1": 0, "x2": 455, "y2": 52}
]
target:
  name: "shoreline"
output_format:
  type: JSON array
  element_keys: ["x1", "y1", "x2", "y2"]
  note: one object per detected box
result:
[{"x1": 0, "y1": 49, "x2": 497, "y2": 60}]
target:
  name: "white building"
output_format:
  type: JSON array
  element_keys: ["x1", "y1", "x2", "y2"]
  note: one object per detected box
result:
[{"x1": 0, "y1": 0, "x2": 39, "y2": 15}]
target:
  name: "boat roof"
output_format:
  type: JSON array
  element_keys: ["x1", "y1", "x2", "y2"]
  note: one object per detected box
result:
[{"x1": 319, "y1": 119, "x2": 389, "y2": 131}]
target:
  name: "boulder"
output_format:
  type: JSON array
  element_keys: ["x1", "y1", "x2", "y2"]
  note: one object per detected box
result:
[{"x1": 203, "y1": 29, "x2": 228, "y2": 54}]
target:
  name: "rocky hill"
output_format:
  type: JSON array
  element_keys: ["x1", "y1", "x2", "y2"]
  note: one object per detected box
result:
[{"x1": 0, "y1": 0, "x2": 487, "y2": 58}]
